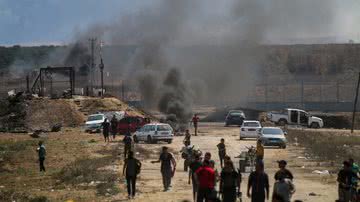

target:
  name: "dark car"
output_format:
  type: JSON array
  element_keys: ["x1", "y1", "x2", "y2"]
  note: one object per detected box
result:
[
  {"x1": 225, "y1": 110, "x2": 246, "y2": 126},
  {"x1": 117, "y1": 116, "x2": 150, "y2": 135}
]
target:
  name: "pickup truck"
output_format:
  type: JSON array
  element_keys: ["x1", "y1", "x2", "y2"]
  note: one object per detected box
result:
[{"x1": 267, "y1": 108, "x2": 324, "y2": 128}]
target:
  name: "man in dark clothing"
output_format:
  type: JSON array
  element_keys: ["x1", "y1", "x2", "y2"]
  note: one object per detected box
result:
[
  {"x1": 37, "y1": 141, "x2": 46, "y2": 172},
  {"x1": 123, "y1": 151, "x2": 141, "y2": 199},
  {"x1": 110, "y1": 115, "x2": 118, "y2": 140},
  {"x1": 274, "y1": 160, "x2": 294, "y2": 181},
  {"x1": 196, "y1": 159, "x2": 216, "y2": 202},
  {"x1": 217, "y1": 138, "x2": 226, "y2": 168},
  {"x1": 123, "y1": 133, "x2": 132, "y2": 158},
  {"x1": 151, "y1": 146, "x2": 176, "y2": 191},
  {"x1": 338, "y1": 161, "x2": 356, "y2": 202},
  {"x1": 247, "y1": 162, "x2": 269, "y2": 202},
  {"x1": 192, "y1": 114, "x2": 200, "y2": 136},
  {"x1": 189, "y1": 154, "x2": 203, "y2": 201},
  {"x1": 220, "y1": 160, "x2": 241, "y2": 202},
  {"x1": 102, "y1": 118, "x2": 110, "y2": 143}
]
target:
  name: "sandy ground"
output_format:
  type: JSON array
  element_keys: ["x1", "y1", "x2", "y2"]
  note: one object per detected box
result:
[
  {"x1": 113, "y1": 122, "x2": 338, "y2": 202},
  {"x1": 0, "y1": 122, "x2": 339, "y2": 202}
]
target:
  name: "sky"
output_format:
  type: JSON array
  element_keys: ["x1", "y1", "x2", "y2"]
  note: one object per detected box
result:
[
  {"x1": 0, "y1": 0, "x2": 148, "y2": 46},
  {"x1": 1, "y1": 0, "x2": 360, "y2": 46}
]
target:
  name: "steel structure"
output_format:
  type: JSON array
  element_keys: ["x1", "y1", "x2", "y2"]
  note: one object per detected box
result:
[{"x1": 31, "y1": 66, "x2": 75, "y2": 97}]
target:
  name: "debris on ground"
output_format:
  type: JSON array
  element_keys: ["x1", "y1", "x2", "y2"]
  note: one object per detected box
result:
[{"x1": 312, "y1": 170, "x2": 330, "y2": 175}]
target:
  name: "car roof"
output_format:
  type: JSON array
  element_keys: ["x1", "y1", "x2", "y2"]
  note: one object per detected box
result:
[
  {"x1": 243, "y1": 120, "x2": 260, "y2": 123},
  {"x1": 286, "y1": 108, "x2": 306, "y2": 113},
  {"x1": 144, "y1": 123, "x2": 170, "y2": 126},
  {"x1": 88, "y1": 113, "x2": 105, "y2": 117},
  {"x1": 262, "y1": 127, "x2": 282, "y2": 130}
]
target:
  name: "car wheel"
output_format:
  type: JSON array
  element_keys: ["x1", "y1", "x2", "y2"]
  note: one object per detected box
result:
[
  {"x1": 278, "y1": 119, "x2": 287, "y2": 126},
  {"x1": 167, "y1": 140, "x2": 172, "y2": 144},
  {"x1": 133, "y1": 136, "x2": 139, "y2": 143},
  {"x1": 281, "y1": 145, "x2": 287, "y2": 149},
  {"x1": 147, "y1": 136, "x2": 153, "y2": 144},
  {"x1": 310, "y1": 122, "x2": 320, "y2": 129}
]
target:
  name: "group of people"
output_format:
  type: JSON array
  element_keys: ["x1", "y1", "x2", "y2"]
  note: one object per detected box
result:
[{"x1": 101, "y1": 115, "x2": 119, "y2": 143}]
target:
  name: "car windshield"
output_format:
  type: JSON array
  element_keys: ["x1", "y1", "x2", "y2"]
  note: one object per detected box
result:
[
  {"x1": 87, "y1": 115, "x2": 103, "y2": 122},
  {"x1": 230, "y1": 113, "x2": 244, "y2": 117},
  {"x1": 244, "y1": 122, "x2": 260, "y2": 127},
  {"x1": 157, "y1": 125, "x2": 172, "y2": 131},
  {"x1": 262, "y1": 128, "x2": 283, "y2": 135}
]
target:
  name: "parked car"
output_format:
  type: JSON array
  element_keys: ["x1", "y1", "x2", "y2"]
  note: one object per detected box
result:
[
  {"x1": 85, "y1": 113, "x2": 106, "y2": 133},
  {"x1": 258, "y1": 127, "x2": 287, "y2": 149},
  {"x1": 267, "y1": 108, "x2": 323, "y2": 128},
  {"x1": 133, "y1": 123, "x2": 174, "y2": 144},
  {"x1": 117, "y1": 115, "x2": 149, "y2": 135},
  {"x1": 240, "y1": 120, "x2": 262, "y2": 139},
  {"x1": 225, "y1": 110, "x2": 246, "y2": 126}
]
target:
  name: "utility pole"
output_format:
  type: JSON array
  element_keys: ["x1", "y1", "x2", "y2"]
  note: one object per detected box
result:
[
  {"x1": 89, "y1": 38, "x2": 97, "y2": 96},
  {"x1": 99, "y1": 40, "x2": 104, "y2": 99},
  {"x1": 351, "y1": 72, "x2": 360, "y2": 133}
]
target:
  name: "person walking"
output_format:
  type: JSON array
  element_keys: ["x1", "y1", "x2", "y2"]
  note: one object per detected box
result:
[
  {"x1": 122, "y1": 151, "x2": 141, "y2": 199},
  {"x1": 272, "y1": 173, "x2": 295, "y2": 202},
  {"x1": 123, "y1": 132, "x2": 132, "y2": 158},
  {"x1": 102, "y1": 118, "x2": 110, "y2": 143},
  {"x1": 219, "y1": 160, "x2": 241, "y2": 202},
  {"x1": 192, "y1": 114, "x2": 200, "y2": 136},
  {"x1": 184, "y1": 129, "x2": 192, "y2": 145},
  {"x1": 217, "y1": 138, "x2": 226, "y2": 168},
  {"x1": 337, "y1": 161, "x2": 356, "y2": 202},
  {"x1": 110, "y1": 115, "x2": 118, "y2": 141},
  {"x1": 180, "y1": 140, "x2": 193, "y2": 171},
  {"x1": 189, "y1": 154, "x2": 203, "y2": 201},
  {"x1": 247, "y1": 162, "x2": 269, "y2": 202},
  {"x1": 256, "y1": 139, "x2": 264, "y2": 164},
  {"x1": 151, "y1": 146, "x2": 176, "y2": 191},
  {"x1": 37, "y1": 141, "x2": 46, "y2": 172},
  {"x1": 274, "y1": 160, "x2": 293, "y2": 181},
  {"x1": 195, "y1": 159, "x2": 216, "y2": 202}
]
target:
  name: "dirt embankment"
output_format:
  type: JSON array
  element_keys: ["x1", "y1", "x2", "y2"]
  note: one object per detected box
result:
[
  {"x1": 1, "y1": 96, "x2": 149, "y2": 132},
  {"x1": 26, "y1": 99, "x2": 85, "y2": 131}
]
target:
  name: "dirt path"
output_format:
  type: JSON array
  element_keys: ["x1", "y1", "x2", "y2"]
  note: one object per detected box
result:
[{"x1": 111, "y1": 122, "x2": 337, "y2": 202}]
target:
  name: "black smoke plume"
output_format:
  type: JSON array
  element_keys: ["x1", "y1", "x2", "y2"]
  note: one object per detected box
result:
[{"x1": 158, "y1": 68, "x2": 192, "y2": 130}]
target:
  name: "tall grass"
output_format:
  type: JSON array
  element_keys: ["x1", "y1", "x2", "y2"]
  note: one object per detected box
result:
[{"x1": 287, "y1": 129, "x2": 360, "y2": 162}]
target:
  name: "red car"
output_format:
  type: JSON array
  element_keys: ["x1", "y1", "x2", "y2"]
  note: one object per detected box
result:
[{"x1": 117, "y1": 115, "x2": 150, "y2": 135}]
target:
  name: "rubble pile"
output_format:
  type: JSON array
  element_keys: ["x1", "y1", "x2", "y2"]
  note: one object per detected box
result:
[{"x1": 0, "y1": 93, "x2": 27, "y2": 132}]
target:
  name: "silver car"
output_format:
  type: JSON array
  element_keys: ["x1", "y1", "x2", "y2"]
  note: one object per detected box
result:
[{"x1": 259, "y1": 127, "x2": 287, "y2": 149}]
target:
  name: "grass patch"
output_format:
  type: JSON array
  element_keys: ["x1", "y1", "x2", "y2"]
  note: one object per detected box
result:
[
  {"x1": 0, "y1": 140, "x2": 37, "y2": 172},
  {"x1": 287, "y1": 129, "x2": 360, "y2": 162},
  {"x1": 55, "y1": 150, "x2": 120, "y2": 196},
  {"x1": 0, "y1": 189, "x2": 49, "y2": 202},
  {"x1": 55, "y1": 156, "x2": 115, "y2": 185}
]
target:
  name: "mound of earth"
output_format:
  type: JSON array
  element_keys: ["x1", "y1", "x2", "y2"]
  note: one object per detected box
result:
[
  {"x1": 74, "y1": 97, "x2": 145, "y2": 117},
  {"x1": 25, "y1": 99, "x2": 85, "y2": 131}
]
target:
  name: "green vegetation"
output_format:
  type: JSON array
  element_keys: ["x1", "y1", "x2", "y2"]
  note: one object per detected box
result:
[
  {"x1": 0, "y1": 45, "x2": 60, "y2": 73},
  {"x1": 287, "y1": 129, "x2": 360, "y2": 162}
]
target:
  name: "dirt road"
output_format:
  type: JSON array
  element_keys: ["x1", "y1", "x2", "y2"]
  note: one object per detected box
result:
[{"x1": 113, "y1": 122, "x2": 337, "y2": 202}]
